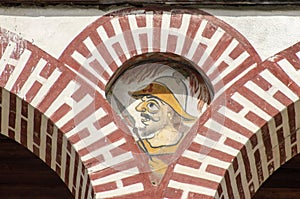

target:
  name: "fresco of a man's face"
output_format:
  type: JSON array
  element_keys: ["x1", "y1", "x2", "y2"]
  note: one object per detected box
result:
[{"x1": 135, "y1": 96, "x2": 173, "y2": 138}]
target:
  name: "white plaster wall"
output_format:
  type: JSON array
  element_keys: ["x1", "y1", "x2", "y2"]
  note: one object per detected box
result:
[
  {"x1": 0, "y1": 7, "x2": 299, "y2": 61},
  {"x1": 207, "y1": 9, "x2": 300, "y2": 61}
]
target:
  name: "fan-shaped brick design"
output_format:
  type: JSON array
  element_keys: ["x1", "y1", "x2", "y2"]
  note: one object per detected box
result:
[{"x1": 59, "y1": 7, "x2": 262, "y2": 198}]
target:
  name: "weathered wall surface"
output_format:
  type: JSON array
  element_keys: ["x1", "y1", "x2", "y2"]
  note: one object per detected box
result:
[
  {"x1": 0, "y1": 8, "x2": 299, "y2": 60},
  {"x1": 0, "y1": 6, "x2": 299, "y2": 199}
]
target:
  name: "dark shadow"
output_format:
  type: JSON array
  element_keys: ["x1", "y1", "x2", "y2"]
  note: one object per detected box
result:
[
  {"x1": 253, "y1": 154, "x2": 300, "y2": 199},
  {"x1": 0, "y1": 134, "x2": 74, "y2": 199}
]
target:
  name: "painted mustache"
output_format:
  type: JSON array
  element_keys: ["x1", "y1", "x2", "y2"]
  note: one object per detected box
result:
[{"x1": 140, "y1": 113, "x2": 159, "y2": 123}]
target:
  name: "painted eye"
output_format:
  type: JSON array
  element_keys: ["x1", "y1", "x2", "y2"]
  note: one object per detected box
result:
[{"x1": 147, "y1": 102, "x2": 159, "y2": 112}]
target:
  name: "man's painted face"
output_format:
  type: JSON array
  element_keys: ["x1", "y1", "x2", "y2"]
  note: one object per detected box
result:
[{"x1": 135, "y1": 96, "x2": 172, "y2": 138}]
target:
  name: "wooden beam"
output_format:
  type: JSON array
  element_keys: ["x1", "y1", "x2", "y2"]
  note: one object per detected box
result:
[{"x1": 0, "y1": 0, "x2": 300, "y2": 6}]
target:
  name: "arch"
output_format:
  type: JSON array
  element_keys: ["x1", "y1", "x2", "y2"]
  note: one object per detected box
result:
[
  {"x1": 214, "y1": 42, "x2": 300, "y2": 198},
  {"x1": 0, "y1": 29, "x2": 93, "y2": 198},
  {"x1": 59, "y1": 7, "x2": 266, "y2": 198},
  {"x1": 60, "y1": 7, "x2": 261, "y2": 101},
  {"x1": 1, "y1": 6, "x2": 298, "y2": 199}
]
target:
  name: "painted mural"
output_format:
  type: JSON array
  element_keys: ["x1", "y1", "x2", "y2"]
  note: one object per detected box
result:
[
  {"x1": 105, "y1": 53, "x2": 212, "y2": 183},
  {"x1": 0, "y1": 6, "x2": 299, "y2": 199}
]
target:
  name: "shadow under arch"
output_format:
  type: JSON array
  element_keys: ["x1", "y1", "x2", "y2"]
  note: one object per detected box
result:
[
  {"x1": 253, "y1": 150, "x2": 300, "y2": 198},
  {"x1": 0, "y1": 134, "x2": 74, "y2": 198},
  {"x1": 0, "y1": 87, "x2": 93, "y2": 199}
]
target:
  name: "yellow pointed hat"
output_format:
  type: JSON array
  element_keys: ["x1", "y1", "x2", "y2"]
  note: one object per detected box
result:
[{"x1": 131, "y1": 81, "x2": 196, "y2": 121}]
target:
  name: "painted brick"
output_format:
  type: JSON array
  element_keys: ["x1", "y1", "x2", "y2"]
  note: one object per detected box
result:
[{"x1": 1, "y1": 7, "x2": 300, "y2": 199}]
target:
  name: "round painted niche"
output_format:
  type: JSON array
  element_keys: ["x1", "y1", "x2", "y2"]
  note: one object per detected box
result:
[{"x1": 106, "y1": 52, "x2": 213, "y2": 184}]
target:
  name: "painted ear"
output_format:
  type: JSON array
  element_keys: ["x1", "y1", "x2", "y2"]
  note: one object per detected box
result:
[{"x1": 167, "y1": 112, "x2": 172, "y2": 120}]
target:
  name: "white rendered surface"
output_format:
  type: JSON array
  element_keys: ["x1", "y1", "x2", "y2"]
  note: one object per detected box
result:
[{"x1": 0, "y1": 7, "x2": 298, "y2": 61}]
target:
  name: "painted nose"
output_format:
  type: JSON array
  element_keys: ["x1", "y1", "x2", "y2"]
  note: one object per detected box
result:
[{"x1": 136, "y1": 101, "x2": 147, "y2": 112}]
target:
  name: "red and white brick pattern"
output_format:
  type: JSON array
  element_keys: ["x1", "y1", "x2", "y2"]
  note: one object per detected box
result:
[
  {"x1": 214, "y1": 43, "x2": 300, "y2": 198},
  {"x1": 1, "y1": 7, "x2": 300, "y2": 199},
  {"x1": 60, "y1": 8, "x2": 261, "y2": 100},
  {"x1": 0, "y1": 29, "x2": 94, "y2": 199},
  {"x1": 59, "y1": 7, "x2": 263, "y2": 198}
]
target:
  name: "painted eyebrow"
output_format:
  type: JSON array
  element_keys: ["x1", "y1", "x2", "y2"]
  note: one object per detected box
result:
[
  {"x1": 145, "y1": 95, "x2": 159, "y2": 101},
  {"x1": 145, "y1": 96, "x2": 165, "y2": 105}
]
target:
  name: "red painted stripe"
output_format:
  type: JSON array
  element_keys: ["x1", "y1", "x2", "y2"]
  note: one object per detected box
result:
[
  {"x1": 276, "y1": 127, "x2": 286, "y2": 165},
  {"x1": 245, "y1": 111, "x2": 266, "y2": 128},
  {"x1": 122, "y1": 174, "x2": 146, "y2": 187},
  {"x1": 224, "y1": 170, "x2": 234, "y2": 199},
  {"x1": 188, "y1": 192, "x2": 214, "y2": 199},
  {"x1": 136, "y1": 15, "x2": 146, "y2": 28},
  {"x1": 274, "y1": 90, "x2": 293, "y2": 107},
  {"x1": 152, "y1": 15, "x2": 162, "y2": 52},
  {"x1": 191, "y1": 43, "x2": 207, "y2": 65},
  {"x1": 170, "y1": 13, "x2": 183, "y2": 29},
  {"x1": 252, "y1": 74, "x2": 272, "y2": 92},
  {"x1": 229, "y1": 43, "x2": 244, "y2": 60},
  {"x1": 226, "y1": 98, "x2": 244, "y2": 113},
  {"x1": 112, "y1": 42, "x2": 127, "y2": 64},
  {"x1": 68, "y1": 128, "x2": 90, "y2": 145},
  {"x1": 224, "y1": 137, "x2": 243, "y2": 150},
  {"x1": 261, "y1": 124, "x2": 273, "y2": 162},
  {"x1": 254, "y1": 149, "x2": 264, "y2": 185},
  {"x1": 10, "y1": 55, "x2": 39, "y2": 94},
  {"x1": 0, "y1": 64, "x2": 15, "y2": 87},
  {"x1": 167, "y1": 34, "x2": 178, "y2": 53},
  {"x1": 206, "y1": 164, "x2": 226, "y2": 176},
  {"x1": 119, "y1": 16, "x2": 137, "y2": 57},
  {"x1": 238, "y1": 86, "x2": 278, "y2": 117},
  {"x1": 240, "y1": 146, "x2": 252, "y2": 182},
  {"x1": 202, "y1": 21, "x2": 218, "y2": 39},
  {"x1": 50, "y1": 103, "x2": 72, "y2": 123},
  {"x1": 37, "y1": 72, "x2": 74, "y2": 113},
  {"x1": 202, "y1": 34, "x2": 233, "y2": 73},
  {"x1": 163, "y1": 187, "x2": 184, "y2": 198},
  {"x1": 94, "y1": 181, "x2": 118, "y2": 192},
  {"x1": 181, "y1": 15, "x2": 202, "y2": 56},
  {"x1": 208, "y1": 61, "x2": 228, "y2": 81},
  {"x1": 177, "y1": 156, "x2": 202, "y2": 169},
  {"x1": 171, "y1": 173, "x2": 219, "y2": 189},
  {"x1": 139, "y1": 33, "x2": 149, "y2": 53},
  {"x1": 268, "y1": 62, "x2": 300, "y2": 97},
  {"x1": 236, "y1": 173, "x2": 245, "y2": 199},
  {"x1": 103, "y1": 21, "x2": 116, "y2": 38},
  {"x1": 214, "y1": 111, "x2": 253, "y2": 139},
  {"x1": 91, "y1": 59, "x2": 111, "y2": 81}
]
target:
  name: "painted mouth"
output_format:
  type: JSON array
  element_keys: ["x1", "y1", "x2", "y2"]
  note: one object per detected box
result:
[{"x1": 140, "y1": 113, "x2": 153, "y2": 126}]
